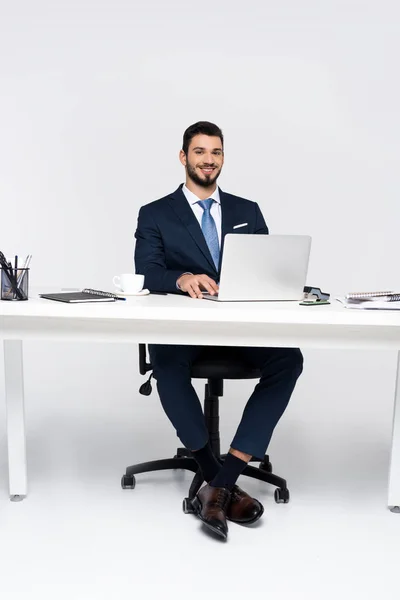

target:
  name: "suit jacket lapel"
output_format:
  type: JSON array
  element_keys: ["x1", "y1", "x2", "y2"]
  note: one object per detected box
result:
[
  {"x1": 168, "y1": 185, "x2": 216, "y2": 272},
  {"x1": 219, "y1": 188, "x2": 236, "y2": 270}
]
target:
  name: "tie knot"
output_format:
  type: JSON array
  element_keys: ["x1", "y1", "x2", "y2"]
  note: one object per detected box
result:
[{"x1": 197, "y1": 198, "x2": 214, "y2": 212}]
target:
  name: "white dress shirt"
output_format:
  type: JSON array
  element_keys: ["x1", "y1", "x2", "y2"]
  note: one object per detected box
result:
[{"x1": 182, "y1": 184, "x2": 222, "y2": 246}]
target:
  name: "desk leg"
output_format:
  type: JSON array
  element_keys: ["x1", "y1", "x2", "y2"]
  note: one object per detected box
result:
[
  {"x1": 4, "y1": 340, "x2": 27, "y2": 501},
  {"x1": 388, "y1": 351, "x2": 400, "y2": 512}
]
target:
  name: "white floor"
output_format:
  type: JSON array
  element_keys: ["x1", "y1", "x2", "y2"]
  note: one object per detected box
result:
[
  {"x1": 1, "y1": 344, "x2": 400, "y2": 599},
  {"x1": 1, "y1": 427, "x2": 400, "y2": 599}
]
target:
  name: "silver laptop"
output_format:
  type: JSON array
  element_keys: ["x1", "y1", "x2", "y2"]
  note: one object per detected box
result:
[{"x1": 203, "y1": 234, "x2": 312, "y2": 302}]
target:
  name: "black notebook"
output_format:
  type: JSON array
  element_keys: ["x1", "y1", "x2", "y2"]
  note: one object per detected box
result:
[{"x1": 39, "y1": 288, "x2": 121, "y2": 303}]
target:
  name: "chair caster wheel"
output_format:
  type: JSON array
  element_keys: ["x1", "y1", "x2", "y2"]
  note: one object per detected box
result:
[
  {"x1": 182, "y1": 497, "x2": 196, "y2": 514},
  {"x1": 121, "y1": 475, "x2": 136, "y2": 489},
  {"x1": 274, "y1": 488, "x2": 290, "y2": 504},
  {"x1": 259, "y1": 460, "x2": 273, "y2": 473}
]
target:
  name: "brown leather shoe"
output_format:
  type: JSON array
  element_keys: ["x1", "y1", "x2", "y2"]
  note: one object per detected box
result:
[
  {"x1": 227, "y1": 485, "x2": 264, "y2": 524},
  {"x1": 192, "y1": 484, "x2": 231, "y2": 540}
]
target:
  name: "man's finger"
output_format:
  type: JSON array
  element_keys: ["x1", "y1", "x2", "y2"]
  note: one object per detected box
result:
[
  {"x1": 209, "y1": 279, "x2": 219, "y2": 293},
  {"x1": 200, "y1": 280, "x2": 216, "y2": 295},
  {"x1": 199, "y1": 276, "x2": 219, "y2": 294},
  {"x1": 186, "y1": 284, "x2": 198, "y2": 299},
  {"x1": 191, "y1": 282, "x2": 203, "y2": 299}
]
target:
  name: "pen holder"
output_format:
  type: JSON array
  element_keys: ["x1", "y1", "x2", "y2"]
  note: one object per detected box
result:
[{"x1": 1, "y1": 268, "x2": 29, "y2": 301}]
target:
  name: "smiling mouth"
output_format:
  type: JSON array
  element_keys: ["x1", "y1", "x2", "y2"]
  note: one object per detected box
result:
[{"x1": 199, "y1": 167, "x2": 216, "y2": 175}]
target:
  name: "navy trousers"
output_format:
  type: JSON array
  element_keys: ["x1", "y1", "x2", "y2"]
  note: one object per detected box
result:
[{"x1": 148, "y1": 344, "x2": 303, "y2": 458}]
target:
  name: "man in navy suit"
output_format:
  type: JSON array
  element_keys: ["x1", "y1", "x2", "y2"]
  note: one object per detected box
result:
[{"x1": 135, "y1": 122, "x2": 303, "y2": 540}]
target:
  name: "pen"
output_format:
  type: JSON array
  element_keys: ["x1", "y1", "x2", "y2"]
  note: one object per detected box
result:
[
  {"x1": 17, "y1": 254, "x2": 32, "y2": 286},
  {"x1": 12, "y1": 255, "x2": 26, "y2": 299}
]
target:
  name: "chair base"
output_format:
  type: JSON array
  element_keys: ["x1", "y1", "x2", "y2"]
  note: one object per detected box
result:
[
  {"x1": 124, "y1": 377, "x2": 290, "y2": 504},
  {"x1": 122, "y1": 447, "x2": 289, "y2": 504}
]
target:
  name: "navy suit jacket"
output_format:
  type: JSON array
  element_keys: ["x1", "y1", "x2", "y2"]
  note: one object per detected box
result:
[{"x1": 134, "y1": 184, "x2": 269, "y2": 293}]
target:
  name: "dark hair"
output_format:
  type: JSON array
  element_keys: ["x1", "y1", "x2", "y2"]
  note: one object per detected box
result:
[{"x1": 182, "y1": 121, "x2": 224, "y2": 155}]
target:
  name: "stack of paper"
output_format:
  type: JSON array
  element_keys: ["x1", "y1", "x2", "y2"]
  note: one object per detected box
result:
[{"x1": 336, "y1": 297, "x2": 400, "y2": 310}]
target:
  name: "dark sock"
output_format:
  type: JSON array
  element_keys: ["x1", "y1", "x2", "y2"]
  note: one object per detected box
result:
[
  {"x1": 191, "y1": 440, "x2": 221, "y2": 483},
  {"x1": 210, "y1": 452, "x2": 248, "y2": 491}
]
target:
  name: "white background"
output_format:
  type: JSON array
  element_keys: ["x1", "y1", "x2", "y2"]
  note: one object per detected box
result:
[{"x1": 1, "y1": 1, "x2": 400, "y2": 598}]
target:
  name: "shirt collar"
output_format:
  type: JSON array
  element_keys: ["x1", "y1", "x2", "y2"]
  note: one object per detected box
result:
[{"x1": 182, "y1": 184, "x2": 221, "y2": 206}]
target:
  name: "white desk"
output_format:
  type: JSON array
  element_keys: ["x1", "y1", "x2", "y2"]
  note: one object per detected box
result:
[{"x1": 2, "y1": 294, "x2": 400, "y2": 511}]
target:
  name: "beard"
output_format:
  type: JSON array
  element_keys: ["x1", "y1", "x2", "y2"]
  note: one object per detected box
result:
[{"x1": 186, "y1": 161, "x2": 221, "y2": 188}]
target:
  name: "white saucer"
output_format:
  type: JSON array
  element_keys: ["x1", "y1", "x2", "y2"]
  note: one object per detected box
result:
[{"x1": 114, "y1": 288, "x2": 150, "y2": 297}]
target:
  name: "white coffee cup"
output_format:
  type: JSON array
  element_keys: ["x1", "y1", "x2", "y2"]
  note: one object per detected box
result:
[{"x1": 113, "y1": 273, "x2": 144, "y2": 294}]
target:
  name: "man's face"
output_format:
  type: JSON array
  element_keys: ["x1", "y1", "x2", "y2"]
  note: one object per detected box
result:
[{"x1": 180, "y1": 134, "x2": 224, "y2": 188}]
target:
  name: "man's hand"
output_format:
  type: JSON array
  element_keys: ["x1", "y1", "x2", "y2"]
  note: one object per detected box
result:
[{"x1": 177, "y1": 274, "x2": 219, "y2": 299}]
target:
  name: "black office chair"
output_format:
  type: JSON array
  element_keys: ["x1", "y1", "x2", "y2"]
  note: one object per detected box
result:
[{"x1": 121, "y1": 344, "x2": 290, "y2": 512}]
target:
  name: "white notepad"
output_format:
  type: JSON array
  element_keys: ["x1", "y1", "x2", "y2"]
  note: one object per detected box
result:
[{"x1": 336, "y1": 297, "x2": 400, "y2": 310}]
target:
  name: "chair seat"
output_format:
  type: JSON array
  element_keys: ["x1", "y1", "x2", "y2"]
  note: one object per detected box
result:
[
  {"x1": 139, "y1": 343, "x2": 260, "y2": 380},
  {"x1": 191, "y1": 355, "x2": 260, "y2": 380}
]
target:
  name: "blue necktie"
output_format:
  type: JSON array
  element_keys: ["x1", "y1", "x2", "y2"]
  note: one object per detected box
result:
[{"x1": 197, "y1": 199, "x2": 220, "y2": 270}]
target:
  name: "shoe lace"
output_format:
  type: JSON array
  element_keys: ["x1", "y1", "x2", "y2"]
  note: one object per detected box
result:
[
  {"x1": 215, "y1": 488, "x2": 230, "y2": 511},
  {"x1": 230, "y1": 486, "x2": 240, "y2": 501}
]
